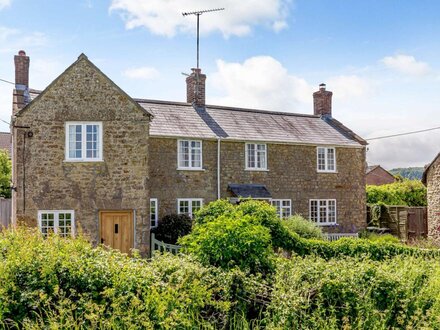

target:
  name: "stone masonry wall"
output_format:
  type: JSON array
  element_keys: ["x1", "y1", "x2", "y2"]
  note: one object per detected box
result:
[
  {"x1": 12, "y1": 57, "x2": 151, "y2": 254},
  {"x1": 149, "y1": 138, "x2": 366, "y2": 233},
  {"x1": 427, "y1": 157, "x2": 440, "y2": 239}
]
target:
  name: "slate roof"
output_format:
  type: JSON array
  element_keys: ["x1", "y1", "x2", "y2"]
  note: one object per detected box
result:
[
  {"x1": 228, "y1": 184, "x2": 272, "y2": 199},
  {"x1": 0, "y1": 132, "x2": 11, "y2": 155},
  {"x1": 366, "y1": 165, "x2": 380, "y2": 174},
  {"x1": 137, "y1": 99, "x2": 366, "y2": 147},
  {"x1": 28, "y1": 91, "x2": 366, "y2": 147}
]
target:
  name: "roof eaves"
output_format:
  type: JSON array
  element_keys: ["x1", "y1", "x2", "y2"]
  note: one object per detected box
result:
[{"x1": 324, "y1": 116, "x2": 368, "y2": 146}]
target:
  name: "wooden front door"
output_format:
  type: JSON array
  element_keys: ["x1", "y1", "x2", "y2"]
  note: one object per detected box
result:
[{"x1": 99, "y1": 211, "x2": 133, "y2": 254}]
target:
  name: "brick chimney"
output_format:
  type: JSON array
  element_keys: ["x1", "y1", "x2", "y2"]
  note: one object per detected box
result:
[
  {"x1": 13, "y1": 50, "x2": 30, "y2": 114},
  {"x1": 186, "y1": 68, "x2": 206, "y2": 107},
  {"x1": 313, "y1": 83, "x2": 332, "y2": 117}
]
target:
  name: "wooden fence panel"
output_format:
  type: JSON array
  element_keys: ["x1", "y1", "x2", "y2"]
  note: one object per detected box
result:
[
  {"x1": 407, "y1": 207, "x2": 427, "y2": 239},
  {"x1": 0, "y1": 199, "x2": 11, "y2": 229}
]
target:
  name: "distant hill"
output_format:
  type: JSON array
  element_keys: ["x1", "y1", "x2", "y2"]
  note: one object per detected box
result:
[{"x1": 389, "y1": 167, "x2": 424, "y2": 180}]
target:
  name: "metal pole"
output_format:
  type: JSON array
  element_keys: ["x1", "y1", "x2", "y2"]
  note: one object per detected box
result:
[{"x1": 196, "y1": 13, "x2": 200, "y2": 69}]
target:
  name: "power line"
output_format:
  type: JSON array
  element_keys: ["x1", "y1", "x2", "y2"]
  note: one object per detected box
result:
[
  {"x1": 366, "y1": 126, "x2": 440, "y2": 141},
  {"x1": 0, "y1": 78, "x2": 14, "y2": 85}
]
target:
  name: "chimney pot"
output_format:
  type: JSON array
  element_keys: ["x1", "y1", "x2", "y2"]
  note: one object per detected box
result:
[
  {"x1": 18, "y1": 50, "x2": 26, "y2": 56},
  {"x1": 313, "y1": 83, "x2": 332, "y2": 117}
]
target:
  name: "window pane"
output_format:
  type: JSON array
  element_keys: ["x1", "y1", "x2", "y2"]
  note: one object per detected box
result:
[
  {"x1": 179, "y1": 200, "x2": 189, "y2": 214},
  {"x1": 317, "y1": 148, "x2": 326, "y2": 170},
  {"x1": 191, "y1": 147, "x2": 201, "y2": 168},
  {"x1": 247, "y1": 144, "x2": 255, "y2": 168},
  {"x1": 69, "y1": 125, "x2": 82, "y2": 158},
  {"x1": 86, "y1": 125, "x2": 99, "y2": 159},
  {"x1": 179, "y1": 141, "x2": 190, "y2": 168},
  {"x1": 327, "y1": 148, "x2": 335, "y2": 171},
  {"x1": 310, "y1": 201, "x2": 318, "y2": 222},
  {"x1": 150, "y1": 199, "x2": 157, "y2": 228}
]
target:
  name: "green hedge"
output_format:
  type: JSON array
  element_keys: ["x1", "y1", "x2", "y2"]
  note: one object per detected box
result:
[
  {"x1": 183, "y1": 200, "x2": 440, "y2": 267},
  {"x1": 366, "y1": 180, "x2": 427, "y2": 206},
  {"x1": 267, "y1": 255, "x2": 440, "y2": 329},
  {"x1": 0, "y1": 227, "x2": 244, "y2": 328}
]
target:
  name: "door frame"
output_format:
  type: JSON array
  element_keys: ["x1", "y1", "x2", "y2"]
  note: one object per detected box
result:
[{"x1": 99, "y1": 210, "x2": 134, "y2": 251}]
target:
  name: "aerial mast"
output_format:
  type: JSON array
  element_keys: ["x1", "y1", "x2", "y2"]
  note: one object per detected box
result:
[{"x1": 182, "y1": 8, "x2": 225, "y2": 69}]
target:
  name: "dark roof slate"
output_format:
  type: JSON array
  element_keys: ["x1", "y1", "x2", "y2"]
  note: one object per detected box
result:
[
  {"x1": 27, "y1": 92, "x2": 366, "y2": 147},
  {"x1": 139, "y1": 100, "x2": 365, "y2": 146},
  {"x1": 228, "y1": 184, "x2": 272, "y2": 199}
]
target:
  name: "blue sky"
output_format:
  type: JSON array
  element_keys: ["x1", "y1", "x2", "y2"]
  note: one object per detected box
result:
[{"x1": 1, "y1": 0, "x2": 439, "y2": 168}]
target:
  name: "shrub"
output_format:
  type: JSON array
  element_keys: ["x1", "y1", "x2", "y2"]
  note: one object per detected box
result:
[
  {"x1": 0, "y1": 150, "x2": 11, "y2": 198},
  {"x1": 361, "y1": 232, "x2": 401, "y2": 244},
  {"x1": 179, "y1": 213, "x2": 275, "y2": 275},
  {"x1": 151, "y1": 213, "x2": 192, "y2": 244},
  {"x1": 366, "y1": 180, "x2": 427, "y2": 206},
  {"x1": 193, "y1": 199, "x2": 235, "y2": 225},
  {"x1": 187, "y1": 200, "x2": 440, "y2": 264},
  {"x1": 283, "y1": 214, "x2": 324, "y2": 240},
  {"x1": 266, "y1": 255, "x2": 440, "y2": 329},
  {"x1": 0, "y1": 227, "x2": 235, "y2": 328}
]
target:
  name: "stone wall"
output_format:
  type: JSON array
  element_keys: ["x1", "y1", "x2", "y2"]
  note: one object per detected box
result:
[
  {"x1": 149, "y1": 138, "x2": 367, "y2": 233},
  {"x1": 427, "y1": 157, "x2": 440, "y2": 239},
  {"x1": 12, "y1": 56, "x2": 151, "y2": 254}
]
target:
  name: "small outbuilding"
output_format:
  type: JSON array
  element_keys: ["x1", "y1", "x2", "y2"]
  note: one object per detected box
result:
[
  {"x1": 422, "y1": 153, "x2": 440, "y2": 239},
  {"x1": 366, "y1": 165, "x2": 395, "y2": 186}
]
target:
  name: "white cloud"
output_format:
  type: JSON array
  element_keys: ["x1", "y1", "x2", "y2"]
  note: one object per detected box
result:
[
  {"x1": 0, "y1": 0, "x2": 11, "y2": 10},
  {"x1": 209, "y1": 56, "x2": 371, "y2": 112},
  {"x1": 0, "y1": 27, "x2": 47, "y2": 53},
  {"x1": 0, "y1": 26, "x2": 18, "y2": 41},
  {"x1": 327, "y1": 75, "x2": 372, "y2": 100},
  {"x1": 366, "y1": 132, "x2": 440, "y2": 169},
  {"x1": 381, "y1": 54, "x2": 431, "y2": 76},
  {"x1": 210, "y1": 56, "x2": 313, "y2": 111},
  {"x1": 122, "y1": 66, "x2": 159, "y2": 80},
  {"x1": 109, "y1": 0, "x2": 291, "y2": 38}
]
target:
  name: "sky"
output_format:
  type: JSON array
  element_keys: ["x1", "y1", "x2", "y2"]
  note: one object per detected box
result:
[{"x1": 0, "y1": 0, "x2": 439, "y2": 169}]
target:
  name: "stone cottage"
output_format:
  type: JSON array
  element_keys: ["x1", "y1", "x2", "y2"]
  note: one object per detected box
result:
[
  {"x1": 11, "y1": 51, "x2": 368, "y2": 255},
  {"x1": 422, "y1": 153, "x2": 440, "y2": 239}
]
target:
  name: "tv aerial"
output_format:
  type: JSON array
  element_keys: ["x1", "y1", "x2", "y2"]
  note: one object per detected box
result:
[{"x1": 182, "y1": 8, "x2": 225, "y2": 69}]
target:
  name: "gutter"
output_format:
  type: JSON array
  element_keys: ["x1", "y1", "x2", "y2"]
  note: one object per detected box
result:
[{"x1": 217, "y1": 137, "x2": 221, "y2": 199}]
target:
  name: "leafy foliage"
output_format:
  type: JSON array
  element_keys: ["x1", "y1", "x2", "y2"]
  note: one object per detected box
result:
[
  {"x1": 0, "y1": 150, "x2": 11, "y2": 198},
  {"x1": 283, "y1": 214, "x2": 324, "y2": 240},
  {"x1": 180, "y1": 212, "x2": 275, "y2": 275},
  {"x1": 267, "y1": 255, "x2": 440, "y2": 329},
  {"x1": 151, "y1": 213, "x2": 192, "y2": 244},
  {"x1": 4, "y1": 212, "x2": 440, "y2": 328},
  {"x1": 390, "y1": 167, "x2": 424, "y2": 180},
  {"x1": 0, "y1": 227, "x2": 240, "y2": 328},
  {"x1": 366, "y1": 180, "x2": 427, "y2": 206}
]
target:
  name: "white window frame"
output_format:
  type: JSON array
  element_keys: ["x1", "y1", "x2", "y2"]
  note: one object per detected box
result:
[
  {"x1": 271, "y1": 199, "x2": 292, "y2": 218},
  {"x1": 65, "y1": 122, "x2": 103, "y2": 162},
  {"x1": 317, "y1": 146, "x2": 336, "y2": 173},
  {"x1": 309, "y1": 199, "x2": 337, "y2": 226},
  {"x1": 150, "y1": 198, "x2": 158, "y2": 228},
  {"x1": 37, "y1": 210, "x2": 75, "y2": 237},
  {"x1": 177, "y1": 198, "x2": 203, "y2": 218},
  {"x1": 177, "y1": 140, "x2": 203, "y2": 170},
  {"x1": 245, "y1": 143, "x2": 267, "y2": 170}
]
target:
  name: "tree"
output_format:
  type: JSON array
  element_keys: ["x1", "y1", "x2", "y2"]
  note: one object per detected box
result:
[{"x1": 0, "y1": 151, "x2": 11, "y2": 198}]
